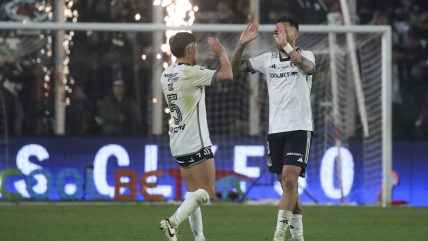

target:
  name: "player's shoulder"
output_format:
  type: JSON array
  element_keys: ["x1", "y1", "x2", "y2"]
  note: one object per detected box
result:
[
  {"x1": 297, "y1": 48, "x2": 315, "y2": 61},
  {"x1": 178, "y1": 64, "x2": 213, "y2": 80},
  {"x1": 298, "y1": 48, "x2": 315, "y2": 57},
  {"x1": 264, "y1": 52, "x2": 278, "y2": 59},
  {"x1": 297, "y1": 48, "x2": 313, "y2": 54},
  {"x1": 181, "y1": 65, "x2": 212, "y2": 78},
  {"x1": 192, "y1": 65, "x2": 210, "y2": 73},
  {"x1": 251, "y1": 52, "x2": 278, "y2": 61},
  {"x1": 164, "y1": 63, "x2": 192, "y2": 75}
]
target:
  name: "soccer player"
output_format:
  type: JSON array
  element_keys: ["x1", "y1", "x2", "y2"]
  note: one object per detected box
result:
[
  {"x1": 159, "y1": 32, "x2": 233, "y2": 241},
  {"x1": 230, "y1": 16, "x2": 315, "y2": 241}
]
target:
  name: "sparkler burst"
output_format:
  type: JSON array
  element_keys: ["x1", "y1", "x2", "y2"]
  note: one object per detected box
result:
[{"x1": 154, "y1": 0, "x2": 198, "y2": 63}]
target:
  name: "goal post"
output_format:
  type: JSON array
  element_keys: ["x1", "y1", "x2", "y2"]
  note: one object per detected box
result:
[
  {"x1": 0, "y1": 22, "x2": 391, "y2": 206},
  {"x1": 382, "y1": 26, "x2": 392, "y2": 208}
]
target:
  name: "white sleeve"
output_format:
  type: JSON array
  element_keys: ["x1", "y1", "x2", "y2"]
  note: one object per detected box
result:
[
  {"x1": 187, "y1": 65, "x2": 218, "y2": 87},
  {"x1": 301, "y1": 50, "x2": 316, "y2": 66},
  {"x1": 247, "y1": 53, "x2": 270, "y2": 74}
]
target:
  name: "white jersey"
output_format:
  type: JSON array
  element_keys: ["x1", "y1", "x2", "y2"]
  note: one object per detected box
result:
[
  {"x1": 247, "y1": 48, "x2": 315, "y2": 134},
  {"x1": 161, "y1": 63, "x2": 218, "y2": 157}
]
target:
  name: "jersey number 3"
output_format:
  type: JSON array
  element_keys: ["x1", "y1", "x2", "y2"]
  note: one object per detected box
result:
[{"x1": 167, "y1": 94, "x2": 182, "y2": 125}]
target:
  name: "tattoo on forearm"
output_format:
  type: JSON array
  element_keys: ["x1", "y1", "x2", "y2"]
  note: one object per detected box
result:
[
  {"x1": 289, "y1": 50, "x2": 315, "y2": 74},
  {"x1": 231, "y1": 43, "x2": 247, "y2": 72}
]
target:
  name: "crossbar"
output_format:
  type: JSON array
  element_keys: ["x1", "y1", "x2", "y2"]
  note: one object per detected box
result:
[{"x1": 0, "y1": 22, "x2": 390, "y2": 33}]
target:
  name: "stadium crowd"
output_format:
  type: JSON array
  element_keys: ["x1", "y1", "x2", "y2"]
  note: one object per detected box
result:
[{"x1": 0, "y1": 0, "x2": 427, "y2": 139}]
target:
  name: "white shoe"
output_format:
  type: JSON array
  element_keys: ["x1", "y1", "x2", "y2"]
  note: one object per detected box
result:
[
  {"x1": 288, "y1": 237, "x2": 304, "y2": 241},
  {"x1": 159, "y1": 219, "x2": 178, "y2": 241},
  {"x1": 273, "y1": 232, "x2": 286, "y2": 241},
  {"x1": 195, "y1": 236, "x2": 206, "y2": 241}
]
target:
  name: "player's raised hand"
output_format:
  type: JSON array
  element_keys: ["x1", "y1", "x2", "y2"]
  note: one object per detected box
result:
[
  {"x1": 208, "y1": 37, "x2": 227, "y2": 58},
  {"x1": 239, "y1": 22, "x2": 259, "y2": 44},
  {"x1": 274, "y1": 22, "x2": 288, "y2": 48}
]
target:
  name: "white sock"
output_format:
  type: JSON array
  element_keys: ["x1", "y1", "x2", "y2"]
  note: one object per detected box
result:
[
  {"x1": 274, "y1": 210, "x2": 292, "y2": 237},
  {"x1": 290, "y1": 214, "x2": 304, "y2": 239},
  {"x1": 187, "y1": 192, "x2": 205, "y2": 239},
  {"x1": 169, "y1": 189, "x2": 209, "y2": 228}
]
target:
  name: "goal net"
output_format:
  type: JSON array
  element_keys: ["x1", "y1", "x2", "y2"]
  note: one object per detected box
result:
[
  {"x1": 179, "y1": 25, "x2": 391, "y2": 206},
  {"x1": 0, "y1": 23, "x2": 391, "y2": 206}
]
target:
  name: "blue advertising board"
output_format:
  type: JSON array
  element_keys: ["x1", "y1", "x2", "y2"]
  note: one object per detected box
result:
[{"x1": 0, "y1": 137, "x2": 426, "y2": 206}]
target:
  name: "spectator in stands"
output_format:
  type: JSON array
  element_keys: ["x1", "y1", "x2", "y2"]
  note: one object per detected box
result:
[
  {"x1": 0, "y1": 57, "x2": 24, "y2": 135},
  {"x1": 83, "y1": 32, "x2": 114, "y2": 107},
  {"x1": 99, "y1": 80, "x2": 139, "y2": 135},
  {"x1": 391, "y1": 50, "x2": 407, "y2": 139},
  {"x1": 374, "y1": 12, "x2": 390, "y2": 25},
  {"x1": 66, "y1": 85, "x2": 94, "y2": 135},
  {"x1": 357, "y1": 0, "x2": 428, "y2": 139},
  {"x1": 410, "y1": 62, "x2": 428, "y2": 138},
  {"x1": 236, "y1": 0, "x2": 249, "y2": 21},
  {"x1": 88, "y1": 0, "x2": 111, "y2": 22}
]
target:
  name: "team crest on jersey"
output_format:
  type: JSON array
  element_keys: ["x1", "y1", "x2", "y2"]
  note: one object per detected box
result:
[
  {"x1": 290, "y1": 61, "x2": 296, "y2": 68},
  {"x1": 267, "y1": 157, "x2": 272, "y2": 167},
  {"x1": 271, "y1": 53, "x2": 279, "y2": 58},
  {"x1": 199, "y1": 66, "x2": 208, "y2": 72}
]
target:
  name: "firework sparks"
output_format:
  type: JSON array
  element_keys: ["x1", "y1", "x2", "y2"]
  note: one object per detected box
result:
[{"x1": 154, "y1": 0, "x2": 197, "y2": 63}]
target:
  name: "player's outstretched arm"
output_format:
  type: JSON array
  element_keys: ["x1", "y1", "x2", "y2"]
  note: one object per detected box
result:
[
  {"x1": 274, "y1": 23, "x2": 315, "y2": 75},
  {"x1": 231, "y1": 23, "x2": 259, "y2": 72},
  {"x1": 208, "y1": 37, "x2": 233, "y2": 83}
]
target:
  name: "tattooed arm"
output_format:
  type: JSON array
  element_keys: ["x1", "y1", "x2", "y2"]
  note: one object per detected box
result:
[
  {"x1": 288, "y1": 50, "x2": 315, "y2": 75},
  {"x1": 231, "y1": 43, "x2": 248, "y2": 72},
  {"x1": 230, "y1": 22, "x2": 259, "y2": 72}
]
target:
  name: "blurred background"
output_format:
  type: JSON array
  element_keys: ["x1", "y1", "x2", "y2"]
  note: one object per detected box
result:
[{"x1": 0, "y1": 0, "x2": 427, "y2": 139}]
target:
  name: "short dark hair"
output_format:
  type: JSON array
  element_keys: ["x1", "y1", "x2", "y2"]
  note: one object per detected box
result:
[
  {"x1": 276, "y1": 16, "x2": 299, "y2": 31},
  {"x1": 169, "y1": 32, "x2": 196, "y2": 58}
]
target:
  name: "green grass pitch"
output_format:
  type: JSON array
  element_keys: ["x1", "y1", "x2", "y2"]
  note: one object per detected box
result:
[{"x1": 1, "y1": 203, "x2": 427, "y2": 240}]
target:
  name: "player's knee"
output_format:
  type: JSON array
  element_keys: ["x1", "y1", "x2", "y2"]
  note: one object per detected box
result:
[
  {"x1": 195, "y1": 183, "x2": 216, "y2": 198},
  {"x1": 193, "y1": 183, "x2": 216, "y2": 198},
  {"x1": 281, "y1": 177, "x2": 298, "y2": 192},
  {"x1": 194, "y1": 188, "x2": 210, "y2": 204}
]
